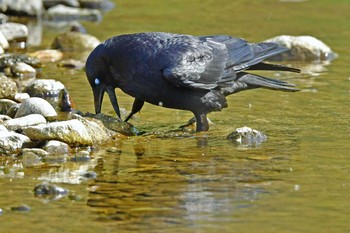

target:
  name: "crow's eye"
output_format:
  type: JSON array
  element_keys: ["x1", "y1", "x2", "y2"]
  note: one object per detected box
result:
[{"x1": 94, "y1": 78, "x2": 100, "y2": 85}]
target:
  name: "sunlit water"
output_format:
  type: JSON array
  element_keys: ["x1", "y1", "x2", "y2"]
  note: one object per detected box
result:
[{"x1": 1, "y1": 1, "x2": 350, "y2": 232}]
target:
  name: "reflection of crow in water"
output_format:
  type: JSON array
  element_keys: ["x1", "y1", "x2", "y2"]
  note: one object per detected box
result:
[{"x1": 85, "y1": 32, "x2": 299, "y2": 132}]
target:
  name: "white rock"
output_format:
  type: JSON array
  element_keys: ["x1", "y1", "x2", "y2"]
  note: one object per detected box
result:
[
  {"x1": 265, "y1": 35, "x2": 337, "y2": 61},
  {"x1": 0, "y1": 131, "x2": 31, "y2": 155},
  {"x1": 14, "y1": 92, "x2": 30, "y2": 103},
  {"x1": 25, "y1": 79, "x2": 65, "y2": 97},
  {"x1": 0, "y1": 124, "x2": 8, "y2": 131},
  {"x1": 15, "y1": 97, "x2": 57, "y2": 119},
  {"x1": 11, "y1": 62, "x2": 36, "y2": 77},
  {"x1": 3, "y1": 114, "x2": 46, "y2": 131},
  {"x1": 0, "y1": 22, "x2": 28, "y2": 41},
  {"x1": 23, "y1": 119, "x2": 93, "y2": 145},
  {"x1": 0, "y1": 31, "x2": 9, "y2": 49},
  {"x1": 43, "y1": 140, "x2": 71, "y2": 154}
]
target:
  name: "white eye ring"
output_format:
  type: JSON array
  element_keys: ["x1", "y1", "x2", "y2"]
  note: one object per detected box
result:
[{"x1": 94, "y1": 78, "x2": 100, "y2": 85}]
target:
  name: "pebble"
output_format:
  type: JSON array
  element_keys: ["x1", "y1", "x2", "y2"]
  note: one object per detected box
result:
[{"x1": 14, "y1": 97, "x2": 57, "y2": 119}]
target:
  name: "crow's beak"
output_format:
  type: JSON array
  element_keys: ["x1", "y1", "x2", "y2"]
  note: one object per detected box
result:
[
  {"x1": 93, "y1": 86, "x2": 105, "y2": 114},
  {"x1": 106, "y1": 86, "x2": 121, "y2": 119}
]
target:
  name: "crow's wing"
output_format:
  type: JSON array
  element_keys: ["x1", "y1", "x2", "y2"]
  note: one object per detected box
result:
[{"x1": 162, "y1": 35, "x2": 228, "y2": 90}]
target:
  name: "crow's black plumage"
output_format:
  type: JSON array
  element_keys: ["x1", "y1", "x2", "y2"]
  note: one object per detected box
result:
[{"x1": 85, "y1": 32, "x2": 299, "y2": 132}]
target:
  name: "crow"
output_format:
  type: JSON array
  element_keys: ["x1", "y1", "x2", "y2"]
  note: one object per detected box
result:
[{"x1": 85, "y1": 32, "x2": 299, "y2": 132}]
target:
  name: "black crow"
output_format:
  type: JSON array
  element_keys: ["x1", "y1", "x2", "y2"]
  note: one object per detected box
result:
[{"x1": 85, "y1": 32, "x2": 299, "y2": 132}]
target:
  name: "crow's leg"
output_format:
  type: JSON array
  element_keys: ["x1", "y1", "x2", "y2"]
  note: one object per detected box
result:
[
  {"x1": 195, "y1": 113, "x2": 209, "y2": 132},
  {"x1": 125, "y1": 98, "x2": 144, "y2": 122}
]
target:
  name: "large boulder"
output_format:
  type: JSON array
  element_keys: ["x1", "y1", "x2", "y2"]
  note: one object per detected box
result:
[
  {"x1": 22, "y1": 119, "x2": 93, "y2": 146},
  {"x1": 265, "y1": 35, "x2": 337, "y2": 62}
]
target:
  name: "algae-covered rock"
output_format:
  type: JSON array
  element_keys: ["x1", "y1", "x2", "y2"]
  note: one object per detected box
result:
[
  {"x1": 15, "y1": 97, "x2": 57, "y2": 119},
  {"x1": 23, "y1": 119, "x2": 93, "y2": 146},
  {"x1": 0, "y1": 99, "x2": 17, "y2": 115},
  {"x1": 52, "y1": 31, "x2": 100, "y2": 51},
  {"x1": 83, "y1": 112, "x2": 139, "y2": 136},
  {"x1": 0, "y1": 75, "x2": 17, "y2": 99}
]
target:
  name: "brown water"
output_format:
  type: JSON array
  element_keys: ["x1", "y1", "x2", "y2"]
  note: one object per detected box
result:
[{"x1": 1, "y1": 0, "x2": 350, "y2": 232}]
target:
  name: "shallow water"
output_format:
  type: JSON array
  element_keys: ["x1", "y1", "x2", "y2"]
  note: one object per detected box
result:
[{"x1": 1, "y1": 0, "x2": 350, "y2": 232}]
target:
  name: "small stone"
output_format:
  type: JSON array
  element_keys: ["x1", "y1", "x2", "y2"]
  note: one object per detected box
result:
[
  {"x1": 24, "y1": 79, "x2": 65, "y2": 98},
  {"x1": 14, "y1": 92, "x2": 30, "y2": 103},
  {"x1": 22, "y1": 148, "x2": 48, "y2": 157},
  {"x1": 57, "y1": 59, "x2": 85, "y2": 69},
  {"x1": 0, "y1": 99, "x2": 17, "y2": 115},
  {"x1": 22, "y1": 153, "x2": 43, "y2": 167},
  {"x1": 0, "y1": 75, "x2": 17, "y2": 99},
  {"x1": 34, "y1": 183, "x2": 69, "y2": 196},
  {"x1": 10, "y1": 204, "x2": 31, "y2": 212},
  {"x1": 14, "y1": 97, "x2": 57, "y2": 120},
  {"x1": 79, "y1": 0, "x2": 115, "y2": 10},
  {"x1": 3, "y1": 114, "x2": 47, "y2": 131},
  {"x1": 29, "y1": 49, "x2": 63, "y2": 63},
  {"x1": 11, "y1": 62, "x2": 36, "y2": 78},
  {"x1": 0, "y1": 22, "x2": 28, "y2": 41},
  {"x1": 43, "y1": 0, "x2": 80, "y2": 9},
  {"x1": 58, "y1": 88, "x2": 75, "y2": 112},
  {"x1": 0, "y1": 131, "x2": 31, "y2": 155},
  {"x1": 23, "y1": 119, "x2": 93, "y2": 146},
  {"x1": 43, "y1": 140, "x2": 71, "y2": 154}
]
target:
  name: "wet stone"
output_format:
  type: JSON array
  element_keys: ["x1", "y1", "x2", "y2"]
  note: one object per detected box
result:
[
  {"x1": 0, "y1": 54, "x2": 41, "y2": 70},
  {"x1": 43, "y1": 0, "x2": 80, "y2": 9},
  {"x1": 0, "y1": 22, "x2": 28, "y2": 41},
  {"x1": 52, "y1": 31, "x2": 100, "y2": 51},
  {"x1": 43, "y1": 140, "x2": 71, "y2": 154},
  {"x1": 227, "y1": 126, "x2": 267, "y2": 146},
  {"x1": 10, "y1": 62, "x2": 36, "y2": 78},
  {"x1": 3, "y1": 114, "x2": 47, "y2": 131},
  {"x1": 14, "y1": 92, "x2": 30, "y2": 103},
  {"x1": 58, "y1": 88, "x2": 75, "y2": 112},
  {"x1": 0, "y1": 131, "x2": 31, "y2": 155},
  {"x1": 22, "y1": 148, "x2": 49, "y2": 158},
  {"x1": 34, "y1": 183, "x2": 69, "y2": 200},
  {"x1": 30, "y1": 49, "x2": 63, "y2": 63},
  {"x1": 22, "y1": 153, "x2": 43, "y2": 167},
  {"x1": 0, "y1": 0, "x2": 43, "y2": 16},
  {"x1": 14, "y1": 97, "x2": 57, "y2": 120},
  {"x1": 0, "y1": 114, "x2": 11, "y2": 123},
  {"x1": 0, "y1": 99, "x2": 17, "y2": 115}
]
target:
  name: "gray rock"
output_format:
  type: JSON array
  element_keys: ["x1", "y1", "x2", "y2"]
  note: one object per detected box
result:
[
  {"x1": 0, "y1": 22, "x2": 28, "y2": 42},
  {"x1": 265, "y1": 35, "x2": 337, "y2": 62},
  {"x1": 34, "y1": 182, "x2": 69, "y2": 200},
  {"x1": 22, "y1": 152, "x2": 43, "y2": 167},
  {"x1": 22, "y1": 148, "x2": 48, "y2": 157},
  {"x1": 10, "y1": 204, "x2": 31, "y2": 212},
  {"x1": 3, "y1": 114, "x2": 47, "y2": 131},
  {"x1": 45, "y1": 4, "x2": 102, "y2": 22},
  {"x1": 79, "y1": 0, "x2": 115, "y2": 10},
  {"x1": 0, "y1": 54, "x2": 41, "y2": 70},
  {"x1": 58, "y1": 59, "x2": 85, "y2": 69},
  {"x1": 23, "y1": 119, "x2": 93, "y2": 145},
  {"x1": 14, "y1": 97, "x2": 57, "y2": 119},
  {"x1": 24, "y1": 79, "x2": 65, "y2": 97},
  {"x1": 52, "y1": 31, "x2": 100, "y2": 51},
  {"x1": 43, "y1": 140, "x2": 71, "y2": 154},
  {"x1": 5, "y1": 103, "x2": 20, "y2": 118},
  {"x1": 227, "y1": 126, "x2": 267, "y2": 146},
  {"x1": 0, "y1": 131, "x2": 31, "y2": 155},
  {"x1": 10, "y1": 62, "x2": 36, "y2": 78},
  {"x1": 0, "y1": 75, "x2": 17, "y2": 99},
  {"x1": 43, "y1": 0, "x2": 80, "y2": 9},
  {"x1": 0, "y1": 99, "x2": 17, "y2": 115},
  {"x1": 0, "y1": 0, "x2": 43, "y2": 16}
]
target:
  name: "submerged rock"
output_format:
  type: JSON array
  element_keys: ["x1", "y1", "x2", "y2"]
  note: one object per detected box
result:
[
  {"x1": 34, "y1": 182, "x2": 69, "y2": 200},
  {"x1": 10, "y1": 204, "x2": 31, "y2": 212},
  {"x1": 265, "y1": 35, "x2": 337, "y2": 61},
  {"x1": 0, "y1": 75, "x2": 17, "y2": 99},
  {"x1": 23, "y1": 119, "x2": 93, "y2": 145},
  {"x1": 29, "y1": 49, "x2": 63, "y2": 63},
  {"x1": 22, "y1": 148, "x2": 49, "y2": 158},
  {"x1": 83, "y1": 112, "x2": 139, "y2": 136},
  {"x1": 0, "y1": 131, "x2": 31, "y2": 155},
  {"x1": 57, "y1": 59, "x2": 85, "y2": 69},
  {"x1": 10, "y1": 62, "x2": 36, "y2": 78},
  {"x1": 52, "y1": 31, "x2": 100, "y2": 51},
  {"x1": 227, "y1": 126, "x2": 267, "y2": 146},
  {"x1": 14, "y1": 97, "x2": 57, "y2": 120},
  {"x1": 45, "y1": 4, "x2": 102, "y2": 21},
  {"x1": 3, "y1": 114, "x2": 47, "y2": 131}
]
